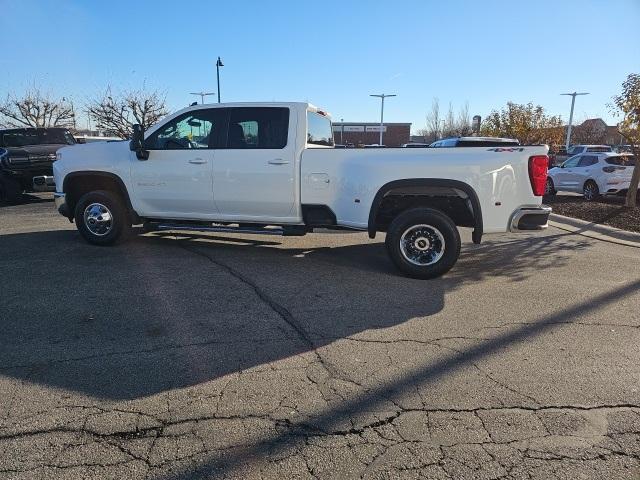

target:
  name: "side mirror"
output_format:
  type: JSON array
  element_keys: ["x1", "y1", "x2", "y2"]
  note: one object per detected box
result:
[{"x1": 129, "y1": 124, "x2": 149, "y2": 160}]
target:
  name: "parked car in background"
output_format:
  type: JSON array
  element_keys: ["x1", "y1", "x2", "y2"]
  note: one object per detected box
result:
[
  {"x1": 546, "y1": 152, "x2": 637, "y2": 200},
  {"x1": 551, "y1": 144, "x2": 612, "y2": 167},
  {"x1": 401, "y1": 142, "x2": 430, "y2": 148},
  {"x1": 429, "y1": 137, "x2": 520, "y2": 148},
  {"x1": 0, "y1": 127, "x2": 76, "y2": 203}
]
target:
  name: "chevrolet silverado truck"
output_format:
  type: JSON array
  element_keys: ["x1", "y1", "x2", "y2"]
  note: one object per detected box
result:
[
  {"x1": 0, "y1": 127, "x2": 76, "y2": 203},
  {"x1": 53, "y1": 102, "x2": 550, "y2": 279}
]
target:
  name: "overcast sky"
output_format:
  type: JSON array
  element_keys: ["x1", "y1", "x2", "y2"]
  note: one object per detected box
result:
[{"x1": 1, "y1": 0, "x2": 639, "y2": 132}]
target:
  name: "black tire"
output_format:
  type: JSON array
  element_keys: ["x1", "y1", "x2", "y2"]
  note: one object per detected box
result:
[
  {"x1": 0, "y1": 173, "x2": 23, "y2": 204},
  {"x1": 545, "y1": 177, "x2": 556, "y2": 196},
  {"x1": 385, "y1": 207, "x2": 461, "y2": 279},
  {"x1": 583, "y1": 180, "x2": 600, "y2": 201},
  {"x1": 74, "y1": 190, "x2": 131, "y2": 245}
]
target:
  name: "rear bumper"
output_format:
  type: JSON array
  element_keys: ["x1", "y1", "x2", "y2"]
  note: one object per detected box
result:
[
  {"x1": 509, "y1": 205, "x2": 552, "y2": 232},
  {"x1": 54, "y1": 192, "x2": 70, "y2": 217}
]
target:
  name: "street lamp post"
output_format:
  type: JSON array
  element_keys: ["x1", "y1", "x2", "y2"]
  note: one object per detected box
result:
[
  {"x1": 189, "y1": 92, "x2": 216, "y2": 104},
  {"x1": 561, "y1": 91, "x2": 589, "y2": 150},
  {"x1": 216, "y1": 57, "x2": 224, "y2": 103},
  {"x1": 340, "y1": 118, "x2": 344, "y2": 145},
  {"x1": 370, "y1": 94, "x2": 396, "y2": 146}
]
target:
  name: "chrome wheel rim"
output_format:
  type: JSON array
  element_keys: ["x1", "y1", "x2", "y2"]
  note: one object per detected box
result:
[
  {"x1": 84, "y1": 203, "x2": 113, "y2": 236},
  {"x1": 399, "y1": 224, "x2": 445, "y2": 266},
  {"x1": 545, "y1": 179, "x2": 552, "y2": 195}
]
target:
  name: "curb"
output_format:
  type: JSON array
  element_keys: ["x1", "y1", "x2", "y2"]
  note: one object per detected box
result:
[{"x1": 549, "y1": 213, "x2": 640, "y2": 249}]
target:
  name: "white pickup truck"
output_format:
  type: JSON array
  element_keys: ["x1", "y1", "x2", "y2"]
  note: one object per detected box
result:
[{"x1": 53, "y1": 102, "x2": 550, "y2": 279}]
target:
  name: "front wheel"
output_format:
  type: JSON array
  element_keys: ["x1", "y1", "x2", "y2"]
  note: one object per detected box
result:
[
  {"x1": 74, "y1": 190, "x2": 131, "y2": 245},
  {"x1": 385, "y1": 208, "x2": 461, "y2": 279},
  {"x1": 0, "y1": 173, "x2": 23, "y2": 204}
]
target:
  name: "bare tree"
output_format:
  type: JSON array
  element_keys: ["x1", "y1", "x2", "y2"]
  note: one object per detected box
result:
[
  {"x1": 455, "y1": 102, "x2": 472, "y2": 136},
  {"x1": 442, "y1": 102, "x2": 456, "y2": 138},
  {"x1": 0, "y1": 88, "x2": 75, "y2": 128},
  {"x1": 424, "y1": 98, "x2": 440, "y2": 142},
  {"x1": 86, "y1": 86, "x2": 168, "y2": 139}
]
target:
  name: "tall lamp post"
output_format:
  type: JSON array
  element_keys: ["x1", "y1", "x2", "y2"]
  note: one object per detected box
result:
[
  {"x1": 216, "y1": 57, "x2": 224, "y2": 103},
  {"x1": 561, "y1": 91, "x2": 589, "y2": 150},
  {"x1": 340, "y1": 118, "x2": 344, "y2": 145},
  {"x1": 189, "y1": 92, "x2": 216, "y2": 104},
  {"x1": 370, "y1": 93, "x2": 396, "y2": 146}
]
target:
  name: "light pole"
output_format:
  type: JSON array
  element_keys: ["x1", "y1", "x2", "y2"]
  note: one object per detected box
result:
[
  {"x1": 340, "y1": 118, "x2": 344, "y2": 145},
  {"x1": 216, "y1": 57, "x2": 224, "y2": 103},
  {"x1": 189, "y1": 92, "x2": 216, "y2": 104},
  {"x1": 561, "y1": 92, "x2": 589, "y2": 150},
  {"x1": 370, "y1": 93, "x2": 396, "y2": 146}
]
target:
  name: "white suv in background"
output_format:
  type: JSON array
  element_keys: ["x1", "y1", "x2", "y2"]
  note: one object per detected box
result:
[{"x1": 546, "y1": 152, "x2": 637, "y2": 200}]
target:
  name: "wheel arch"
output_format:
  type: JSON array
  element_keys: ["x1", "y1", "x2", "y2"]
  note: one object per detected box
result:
[
  {"x1": 367, "y1": 178, "x2": 483, "y2": 244},
  {"x1": 62, "y1": 171, "x2": 140, "y2": 223}
]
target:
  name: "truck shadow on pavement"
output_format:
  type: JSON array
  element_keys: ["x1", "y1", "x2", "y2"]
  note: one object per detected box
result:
[{"x1": 0, "y1": 228, "x2": 591, "y2": 401}]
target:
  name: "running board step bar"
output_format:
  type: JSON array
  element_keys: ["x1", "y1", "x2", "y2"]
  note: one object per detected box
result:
[{"x1": 153, "y1": 224, "x2": 308, "y2": 236}]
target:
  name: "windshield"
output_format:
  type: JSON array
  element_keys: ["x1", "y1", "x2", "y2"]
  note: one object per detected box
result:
[
  {"x1": 605, "y1": 155, "x2": 636, "y2": 166},
  {"x1": 586, "y1": 146, "x2": 611, "y2": 152},
  {"x1": 1, "y1": 129, "x2": 76, "y2": 147}
]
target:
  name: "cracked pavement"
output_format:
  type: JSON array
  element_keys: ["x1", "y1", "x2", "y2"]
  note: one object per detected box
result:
[{"x1": 1, "y1": 195, "x2": 639, "y2": 479}]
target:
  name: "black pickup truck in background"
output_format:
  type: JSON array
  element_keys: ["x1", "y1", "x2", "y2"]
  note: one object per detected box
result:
[{"x1": 0, "y1": 127, "x2": 76, "y2": 203}]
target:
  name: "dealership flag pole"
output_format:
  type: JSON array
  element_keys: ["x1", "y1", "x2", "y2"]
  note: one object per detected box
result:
[{"x1": 370, "y1": 94, "x2": 396, "y2": 146}]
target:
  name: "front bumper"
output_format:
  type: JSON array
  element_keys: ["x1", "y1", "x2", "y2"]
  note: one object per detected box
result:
[
  {"x1": 509, "y1": 205, "x2": 552, "y2": 232},
  {"x1": 32, "y1": 175, "x2": 56, "y2": 192},
  {"x1": 54, "y1": 192, "x2": 70, "y2": 218}
]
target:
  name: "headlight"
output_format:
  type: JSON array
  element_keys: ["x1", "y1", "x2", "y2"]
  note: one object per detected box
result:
[{"x1": 56, "y1": 152, "x2": 62, "y2": 161}]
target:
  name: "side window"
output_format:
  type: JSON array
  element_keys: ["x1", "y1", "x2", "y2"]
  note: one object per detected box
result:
[
  {"x1": 146, "y1": 110, "x2": 219, "y2": 150},
  {"x1": 307, "y1": 112, "x2": 334, "y2": 147},
  {"x1": 225, "y1": 107, "x2": 289, "y2": 149},
  {"x1": 578, "y1": 155, "x2": 597, "y2": 167},
  {"x1": 563, "y1": 156, "x2": 581, "y2": 168}
]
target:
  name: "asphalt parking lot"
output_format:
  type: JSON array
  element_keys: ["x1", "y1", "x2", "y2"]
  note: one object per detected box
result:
[{"x1": 1, "y1": 194, "x2": 639, "y2": 480}]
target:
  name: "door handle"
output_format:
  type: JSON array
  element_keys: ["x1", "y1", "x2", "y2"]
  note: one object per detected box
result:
[
  {"x1": 268, "y1": 159, "x2": 289, "y2": 165},
  {"x1": 189, "y1": 158, "x2": 206, "y2": 164}
]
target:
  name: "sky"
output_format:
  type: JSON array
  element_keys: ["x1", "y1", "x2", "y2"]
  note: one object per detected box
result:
[{"x1": 1, "y1": 0, "x2": 639, "y2": 133}]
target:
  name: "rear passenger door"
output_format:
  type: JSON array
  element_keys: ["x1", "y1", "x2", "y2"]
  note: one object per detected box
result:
[
  {"x1": 212, "y1": 107, "x2": 297, "y2": 221},
  {"x1": 574, "y1": 155, "x2": 598, "y2": 188}
]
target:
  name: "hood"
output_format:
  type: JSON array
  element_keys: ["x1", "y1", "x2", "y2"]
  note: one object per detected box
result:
[{"x1": 5, "y1": 144, "x2": 66, "y2": 156}]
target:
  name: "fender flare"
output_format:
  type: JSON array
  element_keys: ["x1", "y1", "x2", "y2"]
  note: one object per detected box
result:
[
  {"x1": 367, "y1": 178, "x2": 483, "y2": 244},
  {"x1": 63, "y1": 171, "x2": 139, "y2": 221}
]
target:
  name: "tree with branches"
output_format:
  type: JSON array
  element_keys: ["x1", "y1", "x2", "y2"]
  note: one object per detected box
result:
[
  {"x1": 481, "y1": 102, "x2": 564, "y2": 146},
  {"x1": 0, "y1": 88, "x2": 75, "y2": 128},
  {"x1": 610, "y1": 73, "x2": 640, "y2": 208},
  {"x1": 86, "y1": 86, "x2": 168, "y2": 139}
]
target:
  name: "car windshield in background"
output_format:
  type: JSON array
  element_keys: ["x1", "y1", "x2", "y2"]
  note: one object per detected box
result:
[
  {"x1": 1, "y1": 129, "x2": 76, "y2": 147},
  {"x1": 586, "y1": 146, "x2": 611, "y2": 152},
  {"x1": 605, "y1": 155, "x2": 636, "y2": 166}
]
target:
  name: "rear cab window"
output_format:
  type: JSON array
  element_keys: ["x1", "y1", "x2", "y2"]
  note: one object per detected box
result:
[
  {"x1": 226, "y1": 107, "x2": 289, "y2": 149},
  {"x1": 307, "y1": 111, "x2": 334, "y2": 147}
]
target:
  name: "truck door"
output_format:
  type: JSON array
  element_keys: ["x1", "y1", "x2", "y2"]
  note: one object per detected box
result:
[
  {"x1": 131, "y1": 108, "x2": 224, "y2": 217},
  {"x1": 212, "y1": 107, "x2": 296, "y2": 221}
]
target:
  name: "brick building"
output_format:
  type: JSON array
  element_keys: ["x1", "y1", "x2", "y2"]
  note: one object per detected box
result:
[{"x1": 332, "y1": 122, "x2": 411, "y2": 147}]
